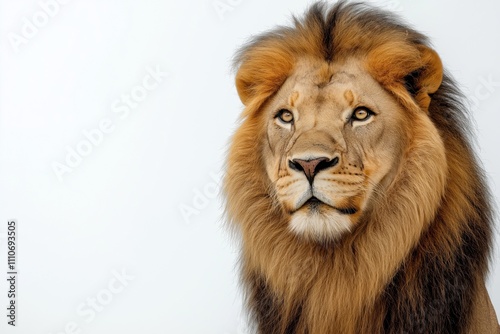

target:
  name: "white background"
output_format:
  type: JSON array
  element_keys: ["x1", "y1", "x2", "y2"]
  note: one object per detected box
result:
[{"x1": 0, "y1": 1, "x2": 498, "y2": 333}]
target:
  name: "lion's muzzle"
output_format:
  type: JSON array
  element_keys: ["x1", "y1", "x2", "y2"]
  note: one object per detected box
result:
[{"x1": 288, "y1": 156, "x2": 339, "y2": 184}]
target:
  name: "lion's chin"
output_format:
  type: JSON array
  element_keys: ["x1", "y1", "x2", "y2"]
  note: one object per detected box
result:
[{"x1": 289, "y1": 205, "x2": 352, "y2": 241}]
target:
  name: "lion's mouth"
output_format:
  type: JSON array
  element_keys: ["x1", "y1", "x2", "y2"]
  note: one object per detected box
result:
[
  {"x1": 302, "y1": 196, "x2": 359, "y2": 215},
  {"x1": 304, "y1": 196, "x2": 322, "y2": 207}
]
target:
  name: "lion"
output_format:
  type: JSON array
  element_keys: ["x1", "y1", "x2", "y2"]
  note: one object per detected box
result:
[{"x1": 223, "y1": 2, "x2": 499, "y2": 334}]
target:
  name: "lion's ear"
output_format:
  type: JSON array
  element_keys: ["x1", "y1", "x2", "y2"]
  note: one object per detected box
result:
[
  {"x1": 235, "y1": 46, "x2": 295, "y2": 106},
  {"x1": 367, "y1": 43, "x2": 443, "y2": 111}
]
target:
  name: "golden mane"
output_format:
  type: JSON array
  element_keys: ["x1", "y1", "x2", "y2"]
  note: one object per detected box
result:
[{"x1": 224, "y1": 2, "x2": 498, "y2": 333}]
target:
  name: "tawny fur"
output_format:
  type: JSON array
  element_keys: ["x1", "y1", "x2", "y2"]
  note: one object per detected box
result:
[{"x1": 224, "y1": 2, "x2": 499, "y2": 333}]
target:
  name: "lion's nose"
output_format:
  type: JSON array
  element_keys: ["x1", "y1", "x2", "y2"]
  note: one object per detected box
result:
[{"x1": 289, "y1": 157, "x2": 339, "y2": 183}]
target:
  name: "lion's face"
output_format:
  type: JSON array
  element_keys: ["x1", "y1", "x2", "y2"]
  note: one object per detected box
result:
[{"x1": 262, "y1": 59, "x2": 407, "y2": 240}]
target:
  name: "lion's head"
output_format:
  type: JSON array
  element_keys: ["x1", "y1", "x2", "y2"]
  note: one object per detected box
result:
[
  {"x1": 228, "y1": 5, "x2": 446, "y2": 242},
  {"x1": 224, "y1": 2, "x2": 496, "y2": 333},
  {"x1": 258, "y1": 56, "x2": 445, "y2": 240}
]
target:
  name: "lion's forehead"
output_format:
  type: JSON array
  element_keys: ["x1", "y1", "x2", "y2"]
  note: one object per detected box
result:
[
  {"x1": 288, "y1": 80, "x2": 360, "y2": 120},
  {"x1": 287, "y1": 61, "x2": 374, "y2": 114}
]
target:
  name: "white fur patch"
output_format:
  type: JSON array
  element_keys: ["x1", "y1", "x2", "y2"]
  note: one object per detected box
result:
[{"x1": 289, "y1": 209, "x2": 351, "y2": 240}]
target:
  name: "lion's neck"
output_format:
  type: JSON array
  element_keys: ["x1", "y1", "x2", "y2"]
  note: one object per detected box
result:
[{"x1": 243, "y1": 209, "x2": 425, "y2": 333}]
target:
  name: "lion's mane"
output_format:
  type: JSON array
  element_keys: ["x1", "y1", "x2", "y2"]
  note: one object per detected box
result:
[{"x1": 224, "y1": 2, "x2": 495, "y2": 333}]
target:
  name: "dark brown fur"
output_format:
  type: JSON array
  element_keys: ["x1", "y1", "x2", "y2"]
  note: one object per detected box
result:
[{"x1": 224, "y1": 2, "x2": 495, "y2": 333}]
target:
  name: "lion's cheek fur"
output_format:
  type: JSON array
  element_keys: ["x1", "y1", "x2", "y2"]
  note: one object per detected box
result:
[{"x1": 391, "y1": 111, "x2": 448, "y2": 228}]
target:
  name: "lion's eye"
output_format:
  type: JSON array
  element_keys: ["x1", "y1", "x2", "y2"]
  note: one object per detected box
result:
[
  {"x1": 276, "y1": 109, "x2": 294, "y2": 123},
  {"x1": 351, "y1": 107, "x2": 373, "y2": 122}
]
